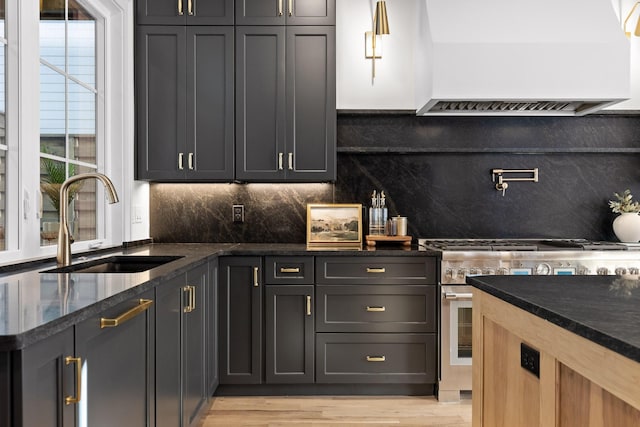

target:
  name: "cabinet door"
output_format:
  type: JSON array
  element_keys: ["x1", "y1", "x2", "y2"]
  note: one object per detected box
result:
[
  {"x1": 156, "y1": 276, "x2": 183, "y2": 427},
  {"x1": 235, "y1": 26, "x2": 286, "y2": 181},
  {"x1": 136, "y1": 25, "x2": 187, "y2": 180},
  {"x1": 219, "y1": 257, "x2": 263, "y2": 384},
  {"x1": 137, "y1": 0, "x2": 234, "y2": 25},
  {"x1": 183, "y1": 263, "x2": 208, "y2": 427},
  {"x1": 75, "y1": 291, "x2": 155, "y2": 427},
  {"x1": 265, "y1": 285, "x2": 314, "y2": 383},
  {"x1": 17, "y1": 328, "x2": 75, "y2": 427},
  {"x1": 285, "y1": 26, "x2": 335, "y2": 181},
  {"x1": 207, "y1": 261, "x2": 220, "y2": 395},
  {"x1": 236, "y1": 0, "x2": 335, "y2": 25},
  {"x1": 185, "y1": 26, "x2": 235, "y2": 181}
]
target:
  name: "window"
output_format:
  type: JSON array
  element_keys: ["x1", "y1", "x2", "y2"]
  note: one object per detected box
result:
[
  {"x1": 39, "y1": 0, "x2": 98, "y2": 247},
  {"x1": 0, "y1": 2, "x2": 6, "y2": 251},
  {"x1": 0, "y1": 0, "x2": 133, "y2": 265}
]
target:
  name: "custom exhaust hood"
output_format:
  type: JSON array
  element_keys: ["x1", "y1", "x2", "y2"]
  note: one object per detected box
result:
[{"x1": 415, "y1": 0, "x2": 631, "y2": 116}]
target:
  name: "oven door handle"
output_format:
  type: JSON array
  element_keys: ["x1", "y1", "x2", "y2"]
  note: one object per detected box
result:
[{"x1": 444, "y1": 292, "x2": 473, "y2": 300}]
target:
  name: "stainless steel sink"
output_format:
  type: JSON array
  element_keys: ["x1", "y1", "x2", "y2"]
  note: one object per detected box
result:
[{"x1": 42, "y1": 255, "x2": 184, "y2": 274}]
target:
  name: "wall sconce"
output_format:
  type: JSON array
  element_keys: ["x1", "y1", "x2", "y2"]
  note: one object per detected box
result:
[
  {"x1": 365, "y1": 1, "x2": 390, "y2": 79},
  {"x1": 624, "y1": 1, "x2": 640, "y2": 38}
]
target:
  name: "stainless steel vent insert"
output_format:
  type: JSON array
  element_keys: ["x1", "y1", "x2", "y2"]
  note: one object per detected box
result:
[{"x1": 428, "y1": 100, "x2": 603, "y2": 114}]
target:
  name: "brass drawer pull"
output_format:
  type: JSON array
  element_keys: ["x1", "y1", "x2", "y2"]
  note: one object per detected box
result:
[
  {"x1": 178, "y1": 0, "x2": 184, "y2": 15},
  {"x1": 101, "y1": 299, "x2": 153, "y2": 328},
  {"x1": 366, "y1": 267, "x2": 386, "y2": 273},
  {"x1": 188, "y1": 0, "x2": 194, "y2": 15},
  {"x1": 253, "y1": 267, "x2": 259, "y2": 287},
  {"x1": 366, "y1": 355, "x2": 386, "y2": 362},
  {"x1": 288, "y1": 152, "x2": 293, "y2": 170},
  {"x1": 366, "y1": 306, "x2": 386, "y2": 312},
  {"x1": 183, "y1": 286, "x2": 196, "y2": 313},
  {"x1": 65, "y1": 356, "x2": 82, "y2": 405},
  {"x1": 306, "y1": 295, "x2": 311, "y2": 316},
  {"x1": 188, "y1": 152, "x2": 194, "y2": 170},
  {"x1": 278, "y1": 0, "x2": 283, "y2": 16},
  {"x1": 178, "y1": 152, "x2": 184, "y2": 170},
  {"x1": 278, "y1": 152, "x2": 284, "y2": 170},
  {"x1": 280, "y1": 267, "x2": 300, "y2": 273},
  {"x1": 288, "y1": 0, "x2": 293, "y2": 16}
]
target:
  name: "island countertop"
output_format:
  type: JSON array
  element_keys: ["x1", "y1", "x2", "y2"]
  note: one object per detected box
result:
[{"x1": 467, "y1": 275, "x2": 640, "y2": 363}]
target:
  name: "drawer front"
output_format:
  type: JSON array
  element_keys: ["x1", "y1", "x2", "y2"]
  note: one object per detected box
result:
[
  {"x1": 316, "y1": 285, "x2": 436, "y2": 333},
  {"x1": 315, "y1": 333, "x2": 436, "y2": 384},
  {"x1": 316, "y1": 256, "x2": 437, "y2": 285},
  {"x1": 265, "y1": 256, "x2": 314, "y2": 284}
]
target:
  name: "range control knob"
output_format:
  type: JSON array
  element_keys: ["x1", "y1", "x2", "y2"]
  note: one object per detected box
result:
[
  {"x1": 469, "y1": 267, "x2": 481, "y2": 276},
  {"x1": 496, "y1": 268, "x2": 509, "y2": 275},
  {"x1": 457, "y1": 268, "x2": 468, "y2": 279},
  {"x1": 577, "y1": 267, "x2": 590, "y2": 275},
  {"x1": 535, "y1": 263, "x2": 551, "y2": 275},
  {"x1": 615, "y1": 267, "x2": 627, "y2": 276},
  {"x1": 445, "y1": 268, "x2": 455, "y2": 279},
  {"x1": 483, "y1": 268, "x2": 495, "y2": 275},
  {"x1": 629, "y1": 267, "x2": 639, "y2": 275},
  {"x1": 596, "y1": 267, "x2": 610, "y2": 276}
]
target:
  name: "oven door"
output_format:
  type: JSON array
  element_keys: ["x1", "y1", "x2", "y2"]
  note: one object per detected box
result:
[{"x1": 439, "y1": 285, "x2": 473, "y2": 402}]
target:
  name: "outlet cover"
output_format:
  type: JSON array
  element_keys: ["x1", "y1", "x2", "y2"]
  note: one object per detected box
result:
[{"x1": 233, "y1": 205, "x2": 244, "y2": 223}]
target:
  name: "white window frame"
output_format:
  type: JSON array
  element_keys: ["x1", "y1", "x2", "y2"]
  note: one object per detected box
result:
[{"x1": 0, "y1": 0, "x2": 138, "y2": 266}]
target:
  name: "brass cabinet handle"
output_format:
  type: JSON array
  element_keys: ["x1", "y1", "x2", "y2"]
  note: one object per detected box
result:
[
  {"x1": 65, "y1": 356, "x2": 82, "y2": 405},
  {"x1": 278, "y1": 0, "x2": 283, "y2": 16},
  {"x1": 178, "y1": 152, "x2": 184, "y2": 170},
  {"x1": 183, "y1": 286, "x2": 196, "y2": 313},
  {"x1": 188, "y1": 152, "x2": 194, "y2": 170},
  {"x1": 366, "y1": 355, "x2": 386, "y2": 362},
  {"x1": 366, "y1": 306, "x2": 386, "y2": 312},
  {"x1": 280, "y1": 267, "x2": 300, "y2": 273},
  {"x1": 278, "y1": 153, "x2": 284, "y2": 170},
  {"x1": 101, "y1": 299, "x2": 153, "y2": 328},
  {"x1": 306, "y1": 295, "x2": 311, "y2": 316},
  {"x1": 288, "y1": 152, "x2": 293, "y2": 170},
  {"x1": 188, "y1": 0, "x2": 194, "y2": 15},
  {"x1": 366, "y1": 267, "x2": 386, "y2": 273},
  {"x1": 253, "y1": 267, "x2": 259, "y2": 287},
  {"x1": 178, "y1": 0, "x2": 184, "y2": 15},
  {"x1": 288, "y1": 0, "x2": 293, "y2": 16}
]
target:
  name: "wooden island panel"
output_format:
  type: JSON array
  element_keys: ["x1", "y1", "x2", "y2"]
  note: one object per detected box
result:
[{"x1": 473, "y1": 289, "x2": 640, "y2": 427}]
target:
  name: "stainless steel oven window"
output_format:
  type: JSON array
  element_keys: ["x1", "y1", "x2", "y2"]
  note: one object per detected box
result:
[{"x1": 450, "y1": 299, "x2": 472, "y2": 365}]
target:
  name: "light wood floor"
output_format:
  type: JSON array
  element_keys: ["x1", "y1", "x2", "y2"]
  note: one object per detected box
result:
[{"x1": 200, "y1": 396, "x2": 471, "y2": 426}]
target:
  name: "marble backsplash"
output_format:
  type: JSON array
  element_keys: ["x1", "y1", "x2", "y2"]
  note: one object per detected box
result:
[{"x1": 150, "y1": 113, "x2": 640, "y2": 243}]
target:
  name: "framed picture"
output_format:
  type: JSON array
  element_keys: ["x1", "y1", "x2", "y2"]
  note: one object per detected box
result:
[{"x1": 307, "y1": 203, "x2": 363, "y2": 247}]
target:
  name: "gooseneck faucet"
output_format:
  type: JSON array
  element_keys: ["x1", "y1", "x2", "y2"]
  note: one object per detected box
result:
[{"x1": 57, "y1": 173, "x2": 119, "y2": 266}]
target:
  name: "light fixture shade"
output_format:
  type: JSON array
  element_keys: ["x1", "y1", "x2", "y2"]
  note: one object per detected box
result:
[
  {"x1": 623, "y1": 1, "x2": 640, "y2": 38},
  {"x1": 374, "y1": 1, "x2": 390, "y2": 35}
]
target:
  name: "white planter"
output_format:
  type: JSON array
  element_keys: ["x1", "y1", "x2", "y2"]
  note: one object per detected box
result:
[{"x1": 612, "y1": 212, "x2": 640, "y2": 243}]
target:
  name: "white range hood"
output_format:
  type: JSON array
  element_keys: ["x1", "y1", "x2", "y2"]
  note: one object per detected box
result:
[{"x1": 415, "y1": 0, "x2": 631, "y2": 116}]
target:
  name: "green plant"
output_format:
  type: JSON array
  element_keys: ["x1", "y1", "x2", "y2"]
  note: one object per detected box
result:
[
  {"x1": 40, "y1": 157, "x2": 82, "y2": 215},
  {"x1": 609, "y1": 189, "x2": 640, "y2": 214}
]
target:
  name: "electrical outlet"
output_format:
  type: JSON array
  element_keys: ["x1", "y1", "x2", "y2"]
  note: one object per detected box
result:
[
  {"x1": 232, "y1": 204, "x2": 244, "y2": 223},
  {"x1": 521, "y1": 343, "x2": 540, "y2": 378}
]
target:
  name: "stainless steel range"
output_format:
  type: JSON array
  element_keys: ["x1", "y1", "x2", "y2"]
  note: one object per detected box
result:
[{"x1": 418, "y1": 238, "x2": 640, "y2": 402}]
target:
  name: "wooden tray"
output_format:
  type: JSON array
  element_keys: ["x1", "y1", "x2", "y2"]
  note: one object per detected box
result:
[{"x1": 365, "y1": 235, "x2": 412, "y2": 247}]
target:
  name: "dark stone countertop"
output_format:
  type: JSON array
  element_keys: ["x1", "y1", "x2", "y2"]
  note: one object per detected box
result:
[
  {"x1": 468, "y1": 275, "x2": 640, "y2": 364},
  {"x1": 0, "y1": 243, "x2": 437, "y2": 351}
]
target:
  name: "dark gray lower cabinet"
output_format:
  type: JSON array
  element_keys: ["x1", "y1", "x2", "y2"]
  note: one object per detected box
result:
[
  {"x1": 315, "y1": 333, "x2": 436, "y2": 384},
  {"x1": 207, "y1": 261, "x2": 219, "y2": 396},
  {"x1": 265, "y1": 285, "x2": 314, "y2": 383},
  {"x1": 14, "y1": 328, "x2": 75, "y2": 427},
  {"x1": 219, "y1": 257, "x2": 263, "y2": 384},
  {"x1": 156, "y1": 263, "x2": 209, "y2": 427},
  {"x1": 74, "y1": 290, "x2": 155, "y2": 427}
]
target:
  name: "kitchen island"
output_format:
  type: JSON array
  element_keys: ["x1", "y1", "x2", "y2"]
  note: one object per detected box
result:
[{"x1": 469, "y1": 275, "x2": 640, "y2": 427}]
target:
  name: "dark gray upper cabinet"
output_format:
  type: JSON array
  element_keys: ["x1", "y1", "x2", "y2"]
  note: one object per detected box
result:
[
  {"x1": 219, "y1": 257, "x2": 263, "y2": 384},
  {"x1": 136, "y1": 25, "x2": 234, "y2": 181},
  {"x1": 74, "y1": 290, "x2": 155, "y2": 427},
  {"x1": 137, "y1": 0, "x2": 234, "y2": 25},
  {"x1": 236, "y1": 0, "x2": 335, "y2": 25},
  {"x1": 235, "y1": 26, "x2": 335, "y2": 182}
]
